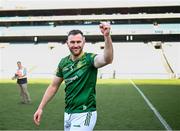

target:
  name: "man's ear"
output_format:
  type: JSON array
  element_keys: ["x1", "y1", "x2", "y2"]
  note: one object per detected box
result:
[{"x1": 83, "y1": 37, "x2": 86, "y2": 44}]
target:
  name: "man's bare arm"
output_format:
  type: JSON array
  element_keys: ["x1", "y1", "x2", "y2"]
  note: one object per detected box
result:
[
  {"x1": 33, "y1": 76, "x2": 63, "y2": 125},
  {"x1": 94, "y1": 22, "x2": 113, "y2": 68}
]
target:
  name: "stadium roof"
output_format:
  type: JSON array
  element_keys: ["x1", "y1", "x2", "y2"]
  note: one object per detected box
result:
[
  {"x1": 0, "y1": 0, "x2": 180, "y2": 11},
  {"x1": 0, "y1": 0, "x2": 180, "y2": 43},
  {"x1": 1, "y1": 13, "x2": 180, "y2": 22}
]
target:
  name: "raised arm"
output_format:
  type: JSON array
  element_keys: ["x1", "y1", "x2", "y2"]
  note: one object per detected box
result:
[
  {"x1": 94, "y1": 22, "x2": 113, "y2": 68},
  {"x1": 33, "y1": 76, "x2": 63, "y2": 125}
]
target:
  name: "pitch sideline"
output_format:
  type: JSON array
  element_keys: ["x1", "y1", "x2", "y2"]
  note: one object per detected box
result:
[{"x1": 129, "y1": 80, "x2": 172, "y2": 131}]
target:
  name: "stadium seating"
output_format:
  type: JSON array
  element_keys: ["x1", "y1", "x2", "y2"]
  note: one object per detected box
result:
[{"x1": 0, "y1": 42, "x2": 179, "y2": 79}]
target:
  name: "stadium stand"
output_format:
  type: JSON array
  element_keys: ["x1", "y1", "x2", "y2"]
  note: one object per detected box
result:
[{"x1": 0, "y1": 0, "x2": 180, "y2": 79}]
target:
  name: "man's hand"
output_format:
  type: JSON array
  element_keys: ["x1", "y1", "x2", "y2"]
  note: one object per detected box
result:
[
  {"x1": 11, "y1": 74, "x2": 18, "y2": 80},
  {"x1": 33, "y1": 109, "x2": 43, "y2": 126},
  {"x1": 99, "y1": 22, "x2": 111, "y2": 36},
  {"x1": 94, "y1": 22, "x2": 113, "y2": 68}
]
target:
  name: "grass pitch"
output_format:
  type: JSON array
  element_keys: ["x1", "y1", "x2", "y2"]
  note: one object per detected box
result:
[{"x1": 0, "y1": 79, "x2": 180, "y2": 130}]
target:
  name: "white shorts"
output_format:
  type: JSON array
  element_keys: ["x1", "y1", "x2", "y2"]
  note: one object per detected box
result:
[{"x1": 64, "y1": 111, "x2": 97, "y2": 131}]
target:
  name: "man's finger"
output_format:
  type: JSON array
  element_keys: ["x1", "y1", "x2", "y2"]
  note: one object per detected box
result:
[
  {"x1": 34, "y1": 114, "x2": 40, "y2": 126},
  {"x1": 100, "y1": 24, "x2": 110, "y2": 30},
  {"x1": 99, "y1": 24, "x2": 103, "y2": 29},
  {"x1": 37, "y1": 115, "x2": 41, "y2": 124}
]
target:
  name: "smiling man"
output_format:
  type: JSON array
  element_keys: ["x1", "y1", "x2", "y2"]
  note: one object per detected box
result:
[{"x1": 33, "y1": 22, "x2": 113, "y2": 131}]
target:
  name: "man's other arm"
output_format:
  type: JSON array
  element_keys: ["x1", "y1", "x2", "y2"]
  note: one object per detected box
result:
[{"x1": 94, "y1": 22, "x2": 113, "y2": 68}]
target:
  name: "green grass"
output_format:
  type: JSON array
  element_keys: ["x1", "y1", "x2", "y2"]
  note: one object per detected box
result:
[
  {"x1": 133, "y1": 79, "x2": 180, "y2": 130},
  {"x1": 0, "y1": 79, "x2": 180, "y2": 130}
]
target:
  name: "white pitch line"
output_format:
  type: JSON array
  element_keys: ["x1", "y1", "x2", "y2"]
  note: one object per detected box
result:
[{"x1": 129, "y1": 80, "x2": 172, "y2": 131}]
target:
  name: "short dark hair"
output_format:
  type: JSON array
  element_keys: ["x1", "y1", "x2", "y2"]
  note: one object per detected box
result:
[
  {"x1": 67, "y1": 30, "x2": 84, "y2": 37},
  {"x1": 17, "y1": 61, "x2": 21, "y2": 64}
]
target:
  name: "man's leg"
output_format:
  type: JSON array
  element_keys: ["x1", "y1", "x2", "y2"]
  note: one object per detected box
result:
[
  {"x1": 21, "y1": 83, "x2": 31, "y2": 103},
  {"x1": 64, "y1": 113, "x2": 71, "y2": 131},
  {"x1": 69, "y1": 111, "x2": 97, "y2": 131},
  {"x1": 18, "y1": 84, "x2": 26, "y2": 103}
]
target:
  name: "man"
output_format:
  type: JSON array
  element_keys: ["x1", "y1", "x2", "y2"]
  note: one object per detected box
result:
[
  {"x1": 33, "y1": 22, "x2": 113, "y2": 131},
  {"x1": 13, "y1": 61, "x2": 31, "y2": 104}
]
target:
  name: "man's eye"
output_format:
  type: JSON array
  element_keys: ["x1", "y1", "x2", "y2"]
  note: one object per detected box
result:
[
  {"x1": 70, "y1": 41, "x2": 82, "y2": 44},
  {"x1": 70, "y1": 41, "x2": 75, "y2": 44}
]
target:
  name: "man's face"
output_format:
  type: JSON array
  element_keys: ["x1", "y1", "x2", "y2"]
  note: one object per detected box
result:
[
  {"x1": 67, "y1": 34, "x2": 85, "y2": 56},
  {"x1": 17, "y1": 62, "x2": 21, "y2": 68}
]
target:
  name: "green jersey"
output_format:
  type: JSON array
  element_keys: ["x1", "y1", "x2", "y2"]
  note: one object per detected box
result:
[{"x1": 56, "y1": 52, "x2": 98, "y2": 113}]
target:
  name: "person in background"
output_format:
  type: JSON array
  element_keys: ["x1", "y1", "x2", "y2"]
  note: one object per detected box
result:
[{"x1": 13, "y1": 61, "x2": 31, "y2": 104}]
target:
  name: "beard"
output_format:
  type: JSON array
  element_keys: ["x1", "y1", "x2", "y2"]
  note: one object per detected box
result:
[{"x1": 69, "y1": 47, "x2": 83, "y2": 56}]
